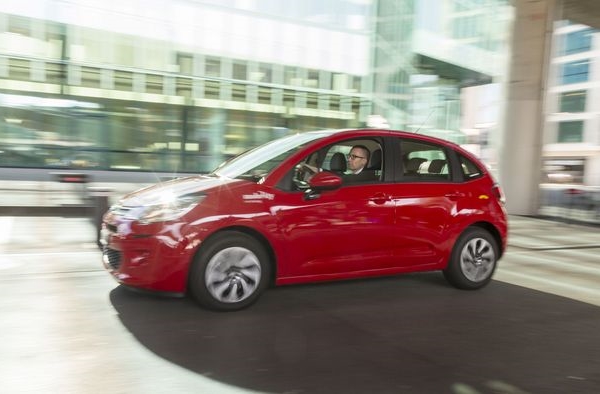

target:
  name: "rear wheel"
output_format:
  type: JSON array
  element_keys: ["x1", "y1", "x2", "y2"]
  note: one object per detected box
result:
[
  {"x1": 189, "y1": 231, "x2": 271, "y2": 311},
  {"x1": 443, "y1": 227, "x2": 498, "y2": 290}
]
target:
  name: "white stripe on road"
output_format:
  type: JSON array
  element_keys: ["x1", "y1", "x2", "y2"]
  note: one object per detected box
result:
[
  {"x1": 502, "y1": 252, "x2": 600, "y2": 276},
  {"x1": 495, "y1": 269, "x2": 600, "y2": 307}
]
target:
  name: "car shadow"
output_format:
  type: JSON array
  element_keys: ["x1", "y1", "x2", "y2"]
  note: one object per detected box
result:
[{"x1": 109, "y1": 273, "x2": 600, "y2": 394}]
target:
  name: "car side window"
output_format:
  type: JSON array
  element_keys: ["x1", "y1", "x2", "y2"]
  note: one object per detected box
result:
[
  {"x1": 400, "y1": 139, "x2": 450, "y2": 182},
  {"x1": 459, "y1": 154, "x2": 484, "y2": 180},
  {"x1": 322, "y1": 139, "x2": 383, "y2": 185},
  {"x1": 286, "y1": 139, "x2": 384, "y2": 191}
]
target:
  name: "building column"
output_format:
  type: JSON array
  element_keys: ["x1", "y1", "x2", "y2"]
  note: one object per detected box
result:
[{"x1": 499, "y1": 0, "x2": 557, "y2": 215}]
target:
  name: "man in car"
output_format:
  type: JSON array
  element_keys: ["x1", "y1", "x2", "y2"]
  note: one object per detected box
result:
[
  {"x1": 300, "y1": 144, "x2": 374, "y2": 183},
  {"x1": 346, "y1": 145, "x2": 370, "y2": 174}
]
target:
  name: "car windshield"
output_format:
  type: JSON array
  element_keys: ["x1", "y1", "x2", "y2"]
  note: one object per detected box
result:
[{"x1": 212, "y1": 130, "x2": 334, "y2": 181}]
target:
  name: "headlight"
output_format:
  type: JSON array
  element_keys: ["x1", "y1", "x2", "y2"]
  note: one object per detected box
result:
[{"x1": 137, "y1": 192, "x2": 205, "y2": 224}]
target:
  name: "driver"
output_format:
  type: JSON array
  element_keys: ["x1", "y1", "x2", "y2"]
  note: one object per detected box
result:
[
  {"x1": 346, "y1": 145, "x2": 370, "y2": 174},
  {"x1": 300, "y1": 145, "x2": 371, "y2": 179}
]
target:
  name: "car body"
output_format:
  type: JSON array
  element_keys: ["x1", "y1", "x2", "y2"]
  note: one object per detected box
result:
[{"x1": 101, "y1": 128, "x2": 508, "y2": 311}]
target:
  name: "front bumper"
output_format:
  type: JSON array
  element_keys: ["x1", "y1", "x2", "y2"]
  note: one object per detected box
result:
[{"x1": 100, "y1": 221, "x2": 196, "y2": 294}]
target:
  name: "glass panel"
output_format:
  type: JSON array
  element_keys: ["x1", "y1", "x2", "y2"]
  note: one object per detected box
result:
[
  {"x1": 561, "y1": 60, "x2": 589, "y2": 84},
  {"x1": 185, "y1": 107, "x2": 227, "y2": 173},
  {"x1": 558, "y1": 121, "x2": 583, "y2": 143},
  {"x1": 0, "y1": 93, "x2": 105, "y2": 169},
  {"x1": 259, "y1": 63, "x2": 272, "y2": 83},
  {"x1": 459, "y1": 154, "x2": 483, "y2": 180},
  {"x1": 205, "y1": 56, "x2": 221, "y2": 78},
  {"x1": 146, "y1": 74, "x2": 163, "y2": 94},
  {"x1": 400, "y1": 139, "x2": 451, "y2": 181},
  {"x1": 81, "y1": 66, "x2": 101, "y2": 88},
  {"x1": 177, "y1": 52, "x2": 193, "y2": 75},
  {"x1": 8, "y1": 58, "x2": 30, "y2": 81},
  {"x1": 562, "y1": 28, "x2": 595, "y2": 55},
  {"x1": 105, "y1": 103, "x2": 183, "y2": 171},
  {"x1": 559, "y1": 90, "x2": 586, "y2": 112},
  {"x1": 233, "y1": 61, "x2": 247, "y2": 80}
]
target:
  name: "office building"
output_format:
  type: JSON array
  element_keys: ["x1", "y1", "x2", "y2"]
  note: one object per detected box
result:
[
  {"x1": 545, "y1": 21, "x2": 600, "y2": 185},
  {"x1": 0, "y1": 0, "x2": 512, "y2": 175}
]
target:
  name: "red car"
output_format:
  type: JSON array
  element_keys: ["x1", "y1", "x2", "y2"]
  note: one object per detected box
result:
[{"x1": 101, "y1": 129, "x2": 508, "y2": 311}]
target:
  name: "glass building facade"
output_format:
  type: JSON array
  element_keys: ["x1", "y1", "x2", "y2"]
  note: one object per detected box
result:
[{"x1": 0, "y1": 0, "x2": 512, "y2": 176}]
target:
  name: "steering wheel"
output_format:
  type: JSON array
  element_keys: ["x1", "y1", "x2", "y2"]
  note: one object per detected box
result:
[{"x1": 293, "y1": 163, "x2": 317, "y2": 190}]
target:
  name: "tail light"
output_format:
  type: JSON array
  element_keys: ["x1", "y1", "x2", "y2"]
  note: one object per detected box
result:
[{"x1": 491, "y1": 183, "x2": 506, "y2": 205}]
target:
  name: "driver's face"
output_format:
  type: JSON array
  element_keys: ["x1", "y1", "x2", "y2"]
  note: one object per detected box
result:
[{"x1": 347, "y1": 148, "x2": 368, "y2": 172}]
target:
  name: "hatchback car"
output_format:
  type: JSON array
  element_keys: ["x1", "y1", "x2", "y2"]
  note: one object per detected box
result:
[{"x1": 101, "y1": 129, "x2": 508, "y2": 311}]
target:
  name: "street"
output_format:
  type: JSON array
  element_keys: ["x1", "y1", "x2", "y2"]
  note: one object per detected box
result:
[{"x1": 0, "y1": 215, "x2": 599, "y2": 393}]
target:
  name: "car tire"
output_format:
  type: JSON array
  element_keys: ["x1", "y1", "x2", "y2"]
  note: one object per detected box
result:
[
  {"x1": 443, "y1": 227, "x2": 498, "y2": 290},
  {"x1": 189, "y1": 231, "x2": 271, "y2": 311}
]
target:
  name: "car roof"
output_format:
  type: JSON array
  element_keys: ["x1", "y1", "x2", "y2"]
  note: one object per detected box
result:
[{"x1": 314, "y1": 128, "x2": 462, "y2": 148}]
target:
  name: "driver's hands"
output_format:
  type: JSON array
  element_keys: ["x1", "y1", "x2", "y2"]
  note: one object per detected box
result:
[{"x1": 301, "y1": 163, "x2": 319, "y2": 174}]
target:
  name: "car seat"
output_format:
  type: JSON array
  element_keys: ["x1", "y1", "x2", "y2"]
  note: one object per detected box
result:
[
  {"x1": 428, "y1": 159, "x2": 446, "y2": 174},
  {"x1": 329, "y1": 152, "x2": 347, "y2": 174},
  {"x1": 405, "y1": 157, "x2": 427, "y2": 175},
  {"x1": 367, "y1": 149, "x2": 382, "y2": 171}
]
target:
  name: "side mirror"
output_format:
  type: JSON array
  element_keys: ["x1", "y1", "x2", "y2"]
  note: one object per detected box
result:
[
  {"x1": 308, "y1": 171, "x2": 342, "y2": 190},
  {"x1": 304, "y1": 172, "x2": 342, "y2": 200}
]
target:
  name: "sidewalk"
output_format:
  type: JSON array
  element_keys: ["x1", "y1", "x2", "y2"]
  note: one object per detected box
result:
[{"x1": 506, "y1": 214, "x2": 600, "y2": 250}]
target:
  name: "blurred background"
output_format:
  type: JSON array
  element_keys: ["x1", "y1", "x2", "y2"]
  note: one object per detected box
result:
[{"x1": 0, "y1": 0, "x2": 598, "y2": 223}]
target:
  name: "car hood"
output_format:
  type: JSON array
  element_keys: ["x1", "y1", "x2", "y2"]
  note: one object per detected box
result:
[{"x1": 118, "y1": 175, "x2": 239, "y2": 207}]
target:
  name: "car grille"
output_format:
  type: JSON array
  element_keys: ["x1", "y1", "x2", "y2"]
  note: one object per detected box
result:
[{"x1": 103, "y1": 247, "x2": 122, "y2": 270}]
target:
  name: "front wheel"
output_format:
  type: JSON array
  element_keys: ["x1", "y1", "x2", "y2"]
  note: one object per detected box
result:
[
  {"x1": 189, "y1": 231, "x2": 271, "y2": 311},
  {"x1": 443, "y1": 227, "x2": 498, "y2": 290}
]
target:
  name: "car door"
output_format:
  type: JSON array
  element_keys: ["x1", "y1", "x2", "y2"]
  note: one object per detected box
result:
[
  {"x1": 270, "y1": 137, "x2": 399, "y2": 280},
  {"x1": 386, "y1": 138, "x2": 463, "y2": 268},
  {"x1": 272, "y1": 181, "x2": 398, "y2": 279}
]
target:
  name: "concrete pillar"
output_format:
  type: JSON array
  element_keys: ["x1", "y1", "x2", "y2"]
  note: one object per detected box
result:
[{"x1": 499, "y1": 0, "x2": 557, "y2": 215}]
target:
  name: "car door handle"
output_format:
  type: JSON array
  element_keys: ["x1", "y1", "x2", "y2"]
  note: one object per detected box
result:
[
  {"x1": 444, "y1": 192, "x2": 465, "y2": 200},
  {"x1": 369, "y1": 192, "x2": 390, "y2": 205}
]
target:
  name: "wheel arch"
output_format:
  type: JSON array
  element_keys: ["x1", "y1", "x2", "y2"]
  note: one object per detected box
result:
[
  {"x1": 189, "y1": 225, "x2": 278, "y2": 289},
  {"x1": 465, "y1": 221, "x2": 505, "y2": 258}
]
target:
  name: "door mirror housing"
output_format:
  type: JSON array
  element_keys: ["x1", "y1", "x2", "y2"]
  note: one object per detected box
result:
[
  {"x1": 308, "y1": 171, "x2": 342, "y2": 191},
  {"x1": 304, "y1": 172, "x2": 342, "y2": 200}
]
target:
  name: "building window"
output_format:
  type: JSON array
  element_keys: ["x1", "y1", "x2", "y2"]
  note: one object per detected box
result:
[
  {"x1": 305, "y1": 69, "x2": 319, "y2": 88},
  {"x1": 205, "y1": 57, "x2": 221, "y2": 78},
  {"x1": 557, "y1": 120, "x2": 583, "y2": 142},
  {"x1": 559, "y1": 90, "x2": 586, "y2": 112},
  {"x1": 284, "y1": 66, "x2": 299, "y2": 86},
  {"x1": 258, "y1": 63, "x2": 272, "y2": 83},
  {"x1": 561, "y1": 60, "x2": 589, "y2": 84},
  {"x1": 232, "y1": 61, "x2": 247, "y2": 80},
  {"x1": 176, "y1": 52, "x2": 193, "y2": 75},
  {"x1": 562, "y1": 28, "x2": 595, "y2": 55}
]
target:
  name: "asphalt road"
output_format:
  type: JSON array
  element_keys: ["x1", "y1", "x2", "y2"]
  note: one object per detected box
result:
[{"x1": 1, "y1": 216, "x2": 599, "y2": 394}]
